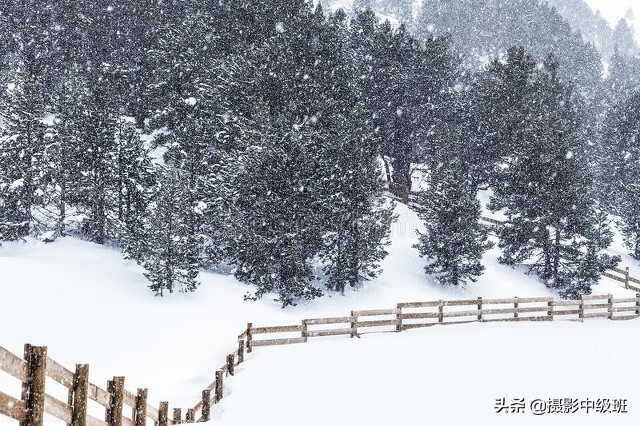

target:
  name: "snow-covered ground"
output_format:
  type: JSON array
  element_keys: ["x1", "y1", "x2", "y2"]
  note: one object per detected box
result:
[
  {"x1": 215, "y1": 320, "x2": 640, "y2": 426},
  {"x1": 0, "y1": 203, "x2": 637, "y2": 425}
]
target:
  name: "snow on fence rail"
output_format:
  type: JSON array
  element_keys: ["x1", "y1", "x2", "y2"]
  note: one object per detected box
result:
[
  {"x1": 0, "y1": 336, "x2": 248, "y2": 426},
  {"x1": 3, "y1": 294, "x2": 639, "y2": 426},
  {"x1": 246, "y1": 294, "x2": 640, "y2": 350},
  {"x1": 388, "y1": 189, "x2": 640, "y2": 293}
]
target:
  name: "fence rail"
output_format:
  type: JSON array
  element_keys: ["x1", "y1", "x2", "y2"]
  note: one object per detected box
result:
[
  {"x1": 3, "y1": 293, "x2": 639, "y2": 426},
  {"x1": 247, "y1": 294, "x2": 640, "y2": 349},
  {"x1": 0, "y1": 333, "x2": 249, "y2": 426}
]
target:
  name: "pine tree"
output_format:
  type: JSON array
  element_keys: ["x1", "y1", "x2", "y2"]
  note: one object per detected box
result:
[
  {"x1": 75, "y1": 66, "x2": 119, "y2": 244},
  {"x1": 489, "y1": 52, "x2": 618, "y2": 296},
  {"x1": 320, "y1": 108, "x2": 395, "y2": 293},
  {"x1": 601, "y1": 91, "x2": 640, "y2": 259},
  {"x1": 140, "y1": 168, "x2": 200, "y2": 296},
  {"x1": 0, "y1": 69, "x2": 47, "y2": 240},
  {"x1": 415, "y1": 160, "x2": 491, "y2": 286},
  {"x1": 222, "y1": 107, "x2": 324, "y2": 307},
  {"x1": 111, "y1": 118, "x2": 155, "y2": 261}
]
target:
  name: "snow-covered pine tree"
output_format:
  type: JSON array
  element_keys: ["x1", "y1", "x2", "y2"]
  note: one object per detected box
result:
[
  {"x1": 139, "y1": 168, "x2": 200, "y2": 296},
  {"x1": 320, "y1": 108, "x2": 395, "y2": 293},
  {"x1": 415, "y1": 160, "x2": 491, "y2": 286},
  {"x1": 0, "y1": 69, "x2": 47, "y2": 240},
  {"x1": 222, "y1": 106, "x2": 324, "y2": 307},
  {"x1": 489, "y1": 53, "x2": 618, "y2": 296},
  {"x1": 111, "y1": 118, "x2": 155, "y2": 262},
  {"x1": 349, "y1": 9, "x2": 456, "y2": 188},
  {"x1": 74, "y1": 66, "x2": 119, "y2": 244},
  {"x1": 601, "y1": 91, "x2": 640, "y2": 259}
]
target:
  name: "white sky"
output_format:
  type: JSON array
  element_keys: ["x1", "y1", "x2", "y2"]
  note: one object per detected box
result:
[{"x1": 582, "y1": 0, "x2": 637, "y2": 27}]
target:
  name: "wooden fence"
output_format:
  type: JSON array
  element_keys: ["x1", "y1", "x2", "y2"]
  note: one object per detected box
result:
[
  {"x1": 3, "y1": 294, "x2": 639, "y2": 426},
  {"x1": 0, "y1": 337, "x2": 249, "y2": 426},
  {"x1": 246, "y1": 294, "x2": 640, "y2": 349}
]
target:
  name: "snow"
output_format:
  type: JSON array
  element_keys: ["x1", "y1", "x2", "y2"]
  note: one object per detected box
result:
[
  {"x1": 213, "y1": 320, "x2": 640, "y2": 426},
  {"x1": 0, "y1": 203, "x2": 637, "y2": 424}
]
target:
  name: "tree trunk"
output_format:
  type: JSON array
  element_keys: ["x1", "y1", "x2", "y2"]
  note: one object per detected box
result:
[
  {"x1": 391, "y1": 156, "x2": 411, "y2": 188},
  {"x1": 553, "y1": 228, "x2": 561, "y2": 283}
]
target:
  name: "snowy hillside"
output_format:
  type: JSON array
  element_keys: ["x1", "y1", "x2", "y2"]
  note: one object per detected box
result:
[
  {"x1": 0, "y1": 202, "x2": 635, "y2": 424},
  {"x1": 214, "y1": 321, "x2": 640, "y2": 426}
]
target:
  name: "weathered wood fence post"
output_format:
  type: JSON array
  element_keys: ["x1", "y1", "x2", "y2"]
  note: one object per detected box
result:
[
  {"x1": 185, "y1": 409, "x2": 194, "y2": 423},
  {"x1": 302, "y1": 319, "x2": 309, "y2": 342},
  {"x1": 477, "y1": 297, "x2": 483, "y2": 322},
  {"x1": 134, "y1": 389, "x2": 147, "y2": 426},
  {"x1": 106, "y1": 377, "x2": 124, "y2": 426},
  {"x1": 71, "y1": 364, "x2": 89, "y2": 426},
  {"x1": 396, "y1": 303, "x2": 403, "y2": 332},
  {"x1": 579, "y1": 296, "x2": 584, "y2": 322},
  {"x1": 22, "y1": 345, "x2": 47, "y2": 426},
  {"x1": 158, "y1": 402, "x2": 168, "y2": 426},
  {"x1": 547, "y1": 300, "x2": 554, "y2": 321},
  {"x1": 514, "y1": 297, "x2": 519, "y2": 319},
  {"x1": 172, "y1": 408, "x2": 181, "y2": 425},
  {"x1": 237, "y1": 340, "x2": 244, "y2": 365},
  {"x1": 625, "y1": 267, "x2": 630, "y2": 289},
  {"x1": 246, "y1": 323, "x2": 253, "y2": 354},
  {"x1": 438, "y1": 301, "x2": 444, "y2": 323},
  {"x1": 349, "y1": 313, "x2": 356, "y2": 338},
  {"x1": 607, "y1": 294, "x2": 613, "y2": 320},
  {"x1": 201, "y1": 390, "x2": 211, "y2": 422},
  {"x1": 214, "y1": 371, "x2": 223, "y2": 403},
  {"x1": 226, "y1": 355, "x2": 235, "y2": 376},
  {"x1": 636, "y1": 293, "x2": 640, "y2": 316}
]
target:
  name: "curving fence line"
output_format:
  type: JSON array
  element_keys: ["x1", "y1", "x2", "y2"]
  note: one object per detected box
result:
[{"x1": 2, "y1": 294, "x2": 638, "y2": 426}]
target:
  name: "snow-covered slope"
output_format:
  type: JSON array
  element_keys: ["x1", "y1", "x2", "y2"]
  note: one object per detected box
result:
[
  {"x1": 0, "y1": 203, "x2": 635, "y2": 421},
  {"x1": 214, "y1": 320, "x2": 640, "y2": 426}
]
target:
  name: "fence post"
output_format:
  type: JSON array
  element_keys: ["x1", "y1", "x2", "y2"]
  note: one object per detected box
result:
[
  {"x1": 106, "y1": 377, "x2": 124, "y2": 426},
  {"x1": 396, "y1": 303, "x2": 403, "y2": 332},
  {"x1": 302, "y1": 319, "x2": 309, "y2": 342},
  {"x1": 23, "y1": 345, "x2": 47, "y2": 426},
  {"x1": 625, "y1": 267, "x2": 630, "y2": 289},
  {"x1": 579, "y1": 296, "x2": 584, "y2": 322},
  {"x1": 636, "y1": 293, "x2": 640, "y2": 316},
  {"x1": 607, "y1": 294, "x2": 613, "y2": 320},
  {"x1": 158, "y1": 402, "x2": 168, "y2": 426},
  {"x1": 172, "y1": 409, "x2": 181, "y2": 425},
  {"x1": 185, "y1": 409, "x2": 194, "y2": 423},
  {"x1": 201, "y1": 390, "x2": 211, "y2": 422},
  {"x1": 226, "y1": 354, "x2": 235, "y2": 376},
  {"x1": 71, "y1": 364, "x2": 89, "y2": 426},
  {"x1": 438, "y1": 301, "x2": 444, "y2": 323},
  {"x1": 246, "y1": 323, "x2": 253, "y2": 354},
  {"x1": 349, "y1": 313, "x2": 357, "y2": 338},
  {"x1": 547, "y1": 300, "x2": 554, "y2": 321},
  {"x1": 134, "y1": 389, "x2": 147, "y2": 426},
  {"x1": 215, "y1": 371, "x2": 223, "y2": 403},
  {"x1": 477, "y1": 297, "x2": 483, "y2": 322},
  {"x1": 237, "y1": 340, "x2": 244, "y2": 365},
  {"x1": 514, "y1": 297, "x2": 519, "y2": 320}
]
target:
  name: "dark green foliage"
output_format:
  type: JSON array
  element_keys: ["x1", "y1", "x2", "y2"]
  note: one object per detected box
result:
[
  {"x1": 415, "y1": 161, "x2": 491, "y2": 286},
  {"x1": 222, "y1": 109, "x2": 325, "y2": 307},
  {"x1": 140, "y1": 169, "x2": 200, "y2": 296},
  {"x1": 320, "y1": 109, "x2": 395, "y2": 293},
  {"x1": 350, "y1": 9, "x2": 457, "y2": 187},
  {"x1": 0, "y1": 70, "x2": 47, "y2": 240},
  {"x1": 601, "y1": 92, "x2": 640, "y2": 259},
  {"x1": 487, "y1": 50, "x2": 618, "y2": 296}
]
